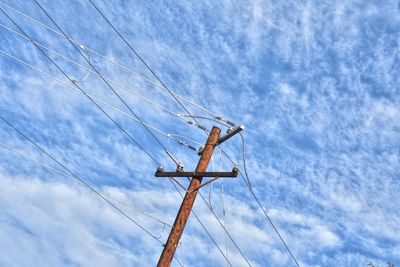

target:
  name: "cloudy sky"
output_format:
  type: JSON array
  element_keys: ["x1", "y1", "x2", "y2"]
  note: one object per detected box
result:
[{"x1": 1, "y1": 0, "x2": 399, "y2": 266}]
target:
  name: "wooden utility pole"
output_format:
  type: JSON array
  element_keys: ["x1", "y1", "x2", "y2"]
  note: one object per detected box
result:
[{"x1": 157, "y1": 126, "x2": 221, "y2": 267}]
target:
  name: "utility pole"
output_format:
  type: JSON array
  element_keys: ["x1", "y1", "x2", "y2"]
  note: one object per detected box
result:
[{"x1": 157, "y1": 126, "x2": 221, "y2": 266}]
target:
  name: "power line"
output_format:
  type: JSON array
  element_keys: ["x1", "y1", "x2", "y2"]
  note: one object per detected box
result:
[
  {"x1": 84, "y1": 4, "x2": 264, "y2": 266},
  {"x1": 0, "y1": 43, "x2": 245, "y2": 266},
  {"x1": 85, "y1": 1, "x2": 300, "y2": 264},
  {"x1": 0, "y1": 51, "x2": 230, "y2": 265},
  {"x1": 219, "y1": 148, "x2": 230, "y2": 267},
  {"x1": 0, "y1": 114, "x2": 164, "y2": 243},
  {"x1": 198, "y1": 191, "x2": 252, "y2": 267},
  {"x1": 0, "y1": 6, "x2": 160, "y2": 165},
  {"x1": 0, "y1": 23, "x2": 192, "y2": 124},
  {"x1": 2, "y1": 3, "x2": 246, "y2": 265},
  {"x1": 169, "y1": 180, "x2": 233, "y2": 267},
  {"x1": 0, "y1": 131, "x2": 233, "y2": 265},
  {"x1": 0, "y1": 49, "x2": 200, "y2": 152},
  {"x1": 32, "y1": 0, "x2": 181, "y2": 167},
  {"x1": 0, "y1": 0, "x2": 234, "y2": 133},
  {"x1": 0, "y1": 22, "x2": 213, "y2": 135},
  {"x1": 178, "y1": 114, "x2": 231, "y2": 128},
  {"x1": 0, "y1": 115, "x2": 187, "y2": 267},
  {"x1": 86, "y1": 0, "x2": 215, "y2": 133},
  {"x1": 0, "y1": 141, "x2": 172, "y2": 229},
  {"x1": 0, "y1": 1, "x2": 223, "y2": 121},
  {"x1": 3, "y1": 1, "x2": 299, "y2": 265},
  {"x1": 239, "y1": 133, "x2": 253, "y2": 188},
  {"x1": 220, "y1": 148, "x2": 302, "y2": 267}
]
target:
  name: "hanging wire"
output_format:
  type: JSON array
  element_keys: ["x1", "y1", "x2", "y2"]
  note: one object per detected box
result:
[
  {"x1": 239, "y1": 132, "x2": 253, "y2": 188},
  {"x1": 219, "y1": 148, "x2": 229, "y2": 267},
  {"x1": 0, "y1": 74, "x2": 229, "y2": 266},
  {"x1": 0, "y1": 114, "x2": 165, "y2": 242},
  {"x1": 2, "y1": 5, "x2": 241, "y2": 266},
  {"x1": 207, "y1": 150, "x2": 215, "y2": 210},
  {"x1": 0, "y1": 1, "x2": 224, "y2": 121},
  {"x1": 84, "y1": 2, "x2": 300, "y2": 262},
  {"x1": 0, "y1": 6, "x2": 161, "y2": 166},
  {"x1": 0, "y1": 142, "x2": 172, "y2": 229},
  {"x1": 32, "y1": 0, "x2": 181, "y2": 167},
  {"x1": 220, "y1": 149, "x2": 302, "y2": 267},
  {"x1": 179, "y1": 114, "x2": 231, "y2": 128},
  {"x1": 0, "y1": 22, "x2": 208, "y2": 130},
  {"x1": 169, "y1": 180, "x2": 233, "y2": 267},
  {"x1": 86, "y1": 0, "x2": 227, "y2": 134},
  {"x1": 71, "y1": 46, "x2": 92, "y2": 83},
  {"x1": 2, "y1": 1, "x2": 301, "y2": 266},
  {"x1": 178, "y1": 237, "x2": 185, "y2": 267},
  {"x1": 0, "y1": 117, "x2": 187, "y2": 266},
  {"x1": 0, "y1": 49, "x2": 200, "y2": 153},
  {"x1": 84, "y1": 3, "x2": 252, "y2": 260},
  {"x1": 198, "y1": 191, "x2": 253, "y2": 267}
]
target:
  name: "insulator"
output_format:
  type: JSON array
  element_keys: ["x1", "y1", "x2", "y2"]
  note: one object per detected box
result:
[
  {"x1": 225, "y1": 120, "x2": 236, "y2": 127},
  {"x1": 176, "y1": 163, "x2": 184, "y2": 172},
  {"x1": 157, "y1": 165, "x2": 164, "y2": 173},
  {"x1": 188, "y1": 145, "x2": 197, "y2": 151},
  {"x1": 232, "y1": 165, "x2": 239, "y2": 173},
  {"x1": 197, "y1": 125, "x2": 207, "y2": 131}
]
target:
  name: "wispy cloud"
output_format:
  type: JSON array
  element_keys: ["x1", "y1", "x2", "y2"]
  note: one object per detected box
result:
[{"x1": 0, "y1": 0, "x2": 399, "y2": 266}]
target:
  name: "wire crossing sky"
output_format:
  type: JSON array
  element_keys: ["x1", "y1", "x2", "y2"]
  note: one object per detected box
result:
[{"x1": 0, "y1": 0, "x2": 400, "y2": 266}]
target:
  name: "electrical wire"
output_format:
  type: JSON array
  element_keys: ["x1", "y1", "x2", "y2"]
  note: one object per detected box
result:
[
  {"x1": 208, "y1": 150, "x2": 215, "y2": 210},
  {"x1": 32, "y1": 0, "x2": 181, "y2": 167},
  {"x1": 84, "y1": 3, "x2": 299, "y2": 262},
  {"x1": 198, "y1": 191, "x2": 253, "y2": 267},
  {"x1": 0, "y1": 1, "x2": 233, "y2": 137},
  {"x1": 222, "y1": 180, "x2": 228, "y2": 266},
  {"x1": 0, "y1": 142, "x2": 172, "y2": 229},
  {"x1": 179, "y1": 114, "x2": 231, "y2": 128},
  {"x1": 219, "y1": 148, "x2": 229, "y2": 267},
  {"x1": 2, "y1": 5, "x2": 238, "y2": 265},
  {"x1": 71, "y1": 46, "x2": 92, "y2": 83},
  {"x1": 0, "y1": 117, "x2": 186, "y2": 267},
  {"x1": 86, "y1": 0, "x2": 217, "y2": 135},
  {"x1": 0, "y1": 6, "x2": 161, "y2": 166},
  {"x1": 178, "y1": 237, "x2": 185, "y2": 266},
  {"x1": 0, "y1": 114, "x2": 164, "y2": 243},
  {"x1": 220, "y1": 148, "x2": 302, "y2": 267},
  {"x1": 2, "y1": 1, "x2": 300, "y2": 265},
  {"x1": 239, "y1": 132, "x2": 252, "y2": 188},
  {"x1": 0, "y1": 94, "x2": 229, "y2": 266},
  {"x1": 0, "y1": 49, "x2": 200, "y2": 153},
  {"x1": 0, "y1": 1, "x2": 222, "y2": 120},
  {"x1": 167, "y1": 134, "x2": 201, "y2": 146},
  {"x1": 0, "y1": 21, "x2": 208, "y2": 131},
  {"x1": 169, "y1": 180, "x2": 233, "y2": 267},
  {"x1": 175, "y1": 111, "x2": 298, "y2": 266},
  {"x1": 84, "y1": 4, "x2": 254, "y2": 261}
]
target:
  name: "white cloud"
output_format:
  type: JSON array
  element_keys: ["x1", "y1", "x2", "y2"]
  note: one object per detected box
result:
[{"x1": 1, "y1": 0, "x2": 400, "y2": 266}]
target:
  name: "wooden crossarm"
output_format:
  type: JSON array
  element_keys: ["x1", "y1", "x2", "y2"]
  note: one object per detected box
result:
[{"x1": 154, "y1": 171, "x2": 238, "y2": 178}]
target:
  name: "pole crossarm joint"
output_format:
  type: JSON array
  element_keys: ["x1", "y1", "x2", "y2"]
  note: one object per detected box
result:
[{"x1": 215, "y1": 125, "x2": 244, "y2": 146}]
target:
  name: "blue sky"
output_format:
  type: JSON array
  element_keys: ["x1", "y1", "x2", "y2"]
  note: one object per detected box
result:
[{"x1": 0, "y1": 0, "x2": 399, "y2": 266}]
